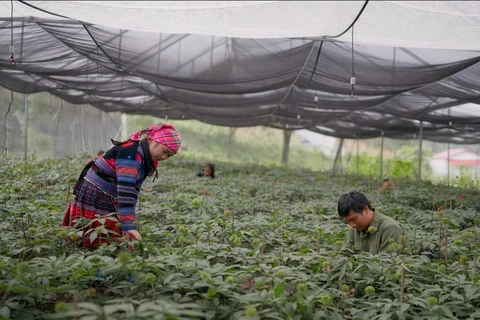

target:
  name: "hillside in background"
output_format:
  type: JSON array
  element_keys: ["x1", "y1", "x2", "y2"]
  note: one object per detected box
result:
[
  {"x1": 2, "y1": 89, "x2": 479, "y2": 184},
  {"x1": 126, "y1": 115, "x2": 334, "y2": 171}
]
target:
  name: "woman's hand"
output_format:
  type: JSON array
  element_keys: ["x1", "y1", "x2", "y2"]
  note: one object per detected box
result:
[{"x1": 123, "y1": 230, "x2": 142, "y2": 241}]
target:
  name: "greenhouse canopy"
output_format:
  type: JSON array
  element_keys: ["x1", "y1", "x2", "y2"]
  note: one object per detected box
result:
[{"x1": 1, "y1": 1, "x2": 480, "y2": 143}]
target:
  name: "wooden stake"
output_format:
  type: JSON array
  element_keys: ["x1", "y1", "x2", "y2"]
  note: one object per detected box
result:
[
  {"x1": 260, "y1": 232, "x2": 266, "y2": 263},
  {"x1": 72, "y1": 291, "x2": 79, "y2": 320}
]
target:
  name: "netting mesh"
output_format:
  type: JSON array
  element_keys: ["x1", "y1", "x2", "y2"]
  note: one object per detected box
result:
[
  {"x1": 1, "y1": 17, "x2": 480, "y2": 143},
  {"x1": 2, "y1": 86, "x2": 480, "y2": 185},
  {"x1": 0, "y1": 89, "x2": 122, "y2": 158}
]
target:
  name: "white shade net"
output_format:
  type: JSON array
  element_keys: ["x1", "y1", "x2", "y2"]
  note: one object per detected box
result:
[{"x1": 1, "y1": 1, "x2": 480, "y2": 143}]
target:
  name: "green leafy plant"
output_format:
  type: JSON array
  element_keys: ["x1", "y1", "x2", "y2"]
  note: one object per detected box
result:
[{"x1": 0, "y1": 156, "x2": 479, "y2": 319}]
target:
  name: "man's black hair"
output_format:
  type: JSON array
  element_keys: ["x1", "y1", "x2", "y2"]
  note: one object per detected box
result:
[{"x1": 337, "y1": 191, "x2": 373, "y2": 217}]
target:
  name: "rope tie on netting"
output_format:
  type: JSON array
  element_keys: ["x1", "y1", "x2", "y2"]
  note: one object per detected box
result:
[{"x1": 308, "y1": 0, "x2": 369, "y2": 104}]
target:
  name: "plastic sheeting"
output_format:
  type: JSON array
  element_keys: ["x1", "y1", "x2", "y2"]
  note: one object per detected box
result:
[
  {"x1": 1, "y1": 1, "x2": 480, "y2": 143},
  {"x1": 2, "y1": 1, "x2": 480, "y2": 50}
]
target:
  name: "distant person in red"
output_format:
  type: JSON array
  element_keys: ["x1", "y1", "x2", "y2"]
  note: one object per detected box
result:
[
  {"x1": 380, "y1": 178, "x2": 395, "y2": 192},
  {"x1": 198, "y1": 163, "x2": 215, "y2": 179}
]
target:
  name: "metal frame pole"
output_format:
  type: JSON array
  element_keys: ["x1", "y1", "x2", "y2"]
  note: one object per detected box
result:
[
  {"x1": 447, "y1": 142, "x2": 450, "y2": 185},
  {"x1": 24, "y1": 94, "x2": 28, "y2": 160},
  {"x1": 476, "y1": 144, "x2": 480, "y2": 182},
  {"x1": 447, "y1": 143, "x2": 450, "y2": 185},
  {"x1": 447, "y1": 121, "x2": 451, "y2": 185},
  {"x1": 356, "y1": 137, "x2": 359, "y2": 175},
  {"x1": 73, "y1": 111, "x2": 76, "y2": 156},
  {"x1": 418, "y1": 121, "x2": 423, "y2": 183},
  {"x1": 380, "y1": 131, "x2": 384, "y2": 181}
]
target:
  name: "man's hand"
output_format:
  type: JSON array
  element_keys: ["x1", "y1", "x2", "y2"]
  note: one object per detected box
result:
[{"x1": 123, "y1": 230, "x2": 142, "y2": 241}]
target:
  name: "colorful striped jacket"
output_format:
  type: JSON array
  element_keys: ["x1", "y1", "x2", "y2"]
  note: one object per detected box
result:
[{"x1": 85, "y1": 139, "x2": 157, "y2": 231}]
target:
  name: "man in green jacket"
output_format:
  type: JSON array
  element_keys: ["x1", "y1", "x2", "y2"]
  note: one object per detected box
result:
[{"x1": 338, "y1": 191, "x2": 405, "y2": 254}]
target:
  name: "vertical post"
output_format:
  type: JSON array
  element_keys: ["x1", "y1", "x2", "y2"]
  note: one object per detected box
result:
[
  {"x1": 281, "y1": 129, "x2": 291, "y2": 165},
  {"x1": 55, "y1": 99, "x2": 63, "y2": 157},
  {"x1": 24, "y1": 94, "x2": 28, "y2": 160},
  {"x1": 356, "y1": 137, "x2": 359, "y2": 175},
  {"x1": 72, "y1": 112, "x2": 76, "y2": 156},
  {"x1": 99, "y1": 111, "x2": 104, "y2": 151},
  {"x1": 80, "y1": 106, "x2": 86, "y2": 153},
  {"x1": 447, "y1": 141, "x2": 450, "y2": 186},
  {"x1": 447, "y1": 121, "x2": 451, "y2": 185},
  {"x1": 333, "y1": 138, "x2": 344, "y2": 173},
  {"x1": 476, "y1": 144, "x2": 480, "y2": 182},
  {"x1": 228, "y1": 127, "x2": 235, "y2": 160},
  {"x1": 380, "y1": 131, "x2": 384, "y2": 181},
  {"x1": 418, "y1": 121, "x2": 423, "y2": 183}
]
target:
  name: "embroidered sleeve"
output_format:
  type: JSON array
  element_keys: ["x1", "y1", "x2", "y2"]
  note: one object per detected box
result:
[{"x1": 115, "y1": 146, "x2": 142, "y2": 231}]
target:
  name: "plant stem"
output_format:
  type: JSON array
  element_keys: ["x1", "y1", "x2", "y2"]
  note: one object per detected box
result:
[
  {"x1": 438, "y1": 218, "x2": 443, "y2": 258},
  {"x1": 195, "y1": 208, "x2": 199, "y2": 270},
  {"x1": 231, "y1": 206, "x2": 235, "y2": 234},
  {"x1": 400, "y1": 263, "x2": 405, "y2": 303},
  {"x1": 260, "y1": 232, "x2": 266, "y2": 263},
  {"x1": 280, "y1": 209, "x2": 284, "y2": 256},
  {"x1": 142, "y1": 248, "x2": 147, "y2": 272},
  {"x1": 413, "y1": 226, "x2": 416, "y2": 250},
  {"x1": 207, "y1": 228, "x2": 210, "y2": 247},
  {"x1": 72, "y1": 291, "x2": 79, "y2": 320},
  {"x1": 474, "y1": 216, "x2": 478, "y2": 270},
  {"x1": 0, "y1": 279, "x2": 16, "y2": 308}
]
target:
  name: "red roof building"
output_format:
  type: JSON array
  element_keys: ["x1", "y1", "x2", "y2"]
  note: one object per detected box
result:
[{"x1": 430, "y1": 148, "x2": 480, "y2": 177}]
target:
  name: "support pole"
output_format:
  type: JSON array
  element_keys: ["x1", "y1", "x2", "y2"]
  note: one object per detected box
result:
[
  {"x1": 476, "y1": 144, "x2": 480, "y2": 182},
  {"x1": 356, "y1": 137, "x2": 359, "y2": 175},
  {"x1": 447, "y1": 122, "x2": 451, "y2": 185},
  {"x1": 24, "y1": 94, "x2": 29, "y2": 160},
  {"x1": 72, "y1": 112, "x2": 76, "y2": 156},
  {"x1": 447, "y1": 141, "x2": 450, "y2": 186},
  {"x1": 228, "y1": 127, "x2": 236, "y2": 160},
  {"x1": 418, "y1": 121, "x2": 423, "y2": 183},
  {"x1": 333, "y1": 138, "x2": 344, "y2": 173},
  {"x1": 380, "y1": 131, "x2": 384, "y2": 181},
  {"x1": 281, "y1": 129, "x2": 292, "y2": 165}
]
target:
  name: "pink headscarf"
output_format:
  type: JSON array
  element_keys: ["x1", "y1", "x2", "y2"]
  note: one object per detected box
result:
[{"x1": 128, "y1": 123, "x2": 182, "y2": 154}]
